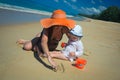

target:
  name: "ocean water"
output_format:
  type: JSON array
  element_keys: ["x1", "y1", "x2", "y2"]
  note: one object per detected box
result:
[
  {"x1": 0, "y1": 8, "x2": 50, "y2": 25},
  {"x1": 0, "y1": 2, "x2": 52, "y2": 25},
  {"x1": 0, "y1": 2, "x2": 85, "y2": 25}
]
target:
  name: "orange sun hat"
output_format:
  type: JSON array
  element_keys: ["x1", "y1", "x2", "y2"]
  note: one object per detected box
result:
[{"x1": 40, "y1": 9, "x2": 76, "y2": 29}]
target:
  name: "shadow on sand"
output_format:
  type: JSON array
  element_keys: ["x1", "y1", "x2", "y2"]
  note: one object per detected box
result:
[{"x1": 33, "y1": 52, "x2": 54, "y2": 71}]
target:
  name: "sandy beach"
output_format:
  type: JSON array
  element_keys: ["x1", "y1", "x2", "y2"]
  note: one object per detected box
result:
[{"x1": 0, "y1": 19, "x2": 120, "y2": 80}]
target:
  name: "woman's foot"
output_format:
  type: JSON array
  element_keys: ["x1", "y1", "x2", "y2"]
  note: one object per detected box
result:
[{"x1": 16, "y1": 39, "x2": 28, "y2": 45}]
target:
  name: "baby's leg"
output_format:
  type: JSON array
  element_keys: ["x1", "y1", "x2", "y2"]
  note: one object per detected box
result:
[{"x1": 50, "y1": 51, "x2": 68, "y2": 61}]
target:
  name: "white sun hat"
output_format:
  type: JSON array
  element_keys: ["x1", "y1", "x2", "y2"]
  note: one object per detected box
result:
[{"x1": 70, "y1": 25, "x2": 83, "y2": 37}]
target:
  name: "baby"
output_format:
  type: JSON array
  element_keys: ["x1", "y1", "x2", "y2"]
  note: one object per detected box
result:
[{"x1": 49, "y1": 25, "x2": 84, "y2": 62}]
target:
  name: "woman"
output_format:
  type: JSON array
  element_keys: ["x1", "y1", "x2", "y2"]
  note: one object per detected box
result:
[{"x1": 17, "y1": 9, "x2": 75, "y2": 69}]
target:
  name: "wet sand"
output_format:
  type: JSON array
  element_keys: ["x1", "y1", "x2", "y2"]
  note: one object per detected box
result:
[{"x1": 0, "y1": 19, "x2": 120, "y2": 80}]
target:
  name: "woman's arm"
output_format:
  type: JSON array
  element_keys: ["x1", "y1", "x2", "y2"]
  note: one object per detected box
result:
[
  {"x1": 41, "y1": 29, "x2": 49, "y2": 56},
  {"x1": 41, "y1": 29, "x2": 57, "y2": 68}
]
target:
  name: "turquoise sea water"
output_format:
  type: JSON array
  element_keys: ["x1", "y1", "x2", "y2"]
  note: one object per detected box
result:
[
  {"x1": 0, "y1": 3, "x2": 85, "y2": 25},
  {"x1": 0, "y1": 8, "x2": 50, "y2": 25}
]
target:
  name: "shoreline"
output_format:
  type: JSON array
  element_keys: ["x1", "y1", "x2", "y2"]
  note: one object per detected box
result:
[{"x1": 0, "y1": 8, "x2": 85, "y2": 26}]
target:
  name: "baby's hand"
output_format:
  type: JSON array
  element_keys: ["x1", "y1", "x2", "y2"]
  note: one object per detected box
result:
[
  {"x1": 69, "y1": 52, "x2": 75, "y2": 57},
  {"x1": 69, "y1": 52, "x2": 76, "y2": 62}
]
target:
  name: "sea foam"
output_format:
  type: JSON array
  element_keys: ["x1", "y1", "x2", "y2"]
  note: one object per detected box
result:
[{"x1": 0, "y1": 3, "x2": 52, "y2": 16}]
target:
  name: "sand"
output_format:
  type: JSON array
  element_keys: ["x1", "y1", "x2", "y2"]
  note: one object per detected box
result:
[{"x1": 0, "y1": 19, "x2": 120, "y2": 80}]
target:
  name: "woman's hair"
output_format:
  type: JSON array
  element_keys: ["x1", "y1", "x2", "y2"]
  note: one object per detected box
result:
[
  {"x1": 46, "y1": 25, "x2": 69, "y2": 51},
  {"x1": 47, "y1": 25, "x2": 69, "y2": 41}
]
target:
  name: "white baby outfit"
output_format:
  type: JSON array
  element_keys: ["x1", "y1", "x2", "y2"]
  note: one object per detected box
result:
[{"x1": 61, "y1": 40, "x2": 84, "y2": 62}]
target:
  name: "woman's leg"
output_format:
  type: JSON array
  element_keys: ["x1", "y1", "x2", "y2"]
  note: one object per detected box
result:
[
  {"x1": 16, "y1": 37, "x2": 40, "y2": 51},
  {"x1": 16, "y1": 39, "x2": 32, "y2": 51},
  {"x1": 16, "y1": 39, "x2": 28, "y2": 45},
  {"x1": 16, "y1": 32, "x2": 41, "y2": 51}
]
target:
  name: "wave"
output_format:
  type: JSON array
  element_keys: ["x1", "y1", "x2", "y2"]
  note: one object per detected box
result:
[
  {"x1": 0, "y1": 3, "x2": 74, "y2": 17},
  {"x1": 0, "y1": 3, "x2": 52, "y2": 16}
]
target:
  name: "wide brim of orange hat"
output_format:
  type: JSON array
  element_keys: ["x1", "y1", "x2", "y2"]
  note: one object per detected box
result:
[{"x1": 40, "y1": 18, "x2": 75, "y2": 29}]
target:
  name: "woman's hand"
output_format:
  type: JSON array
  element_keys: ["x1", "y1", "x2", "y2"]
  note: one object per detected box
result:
[{"x1": 47, "y1": 55, "x2": 57, "y2": 71}]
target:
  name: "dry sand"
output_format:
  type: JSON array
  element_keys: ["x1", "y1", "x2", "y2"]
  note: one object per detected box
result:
[{"x1": 0, "y1": 19, "x2": 120, "y2": 80}]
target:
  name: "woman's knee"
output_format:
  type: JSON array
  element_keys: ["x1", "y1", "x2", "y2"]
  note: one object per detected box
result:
[{"x1": 23, "y1": 42, "x2": 32, "y2": 51}]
